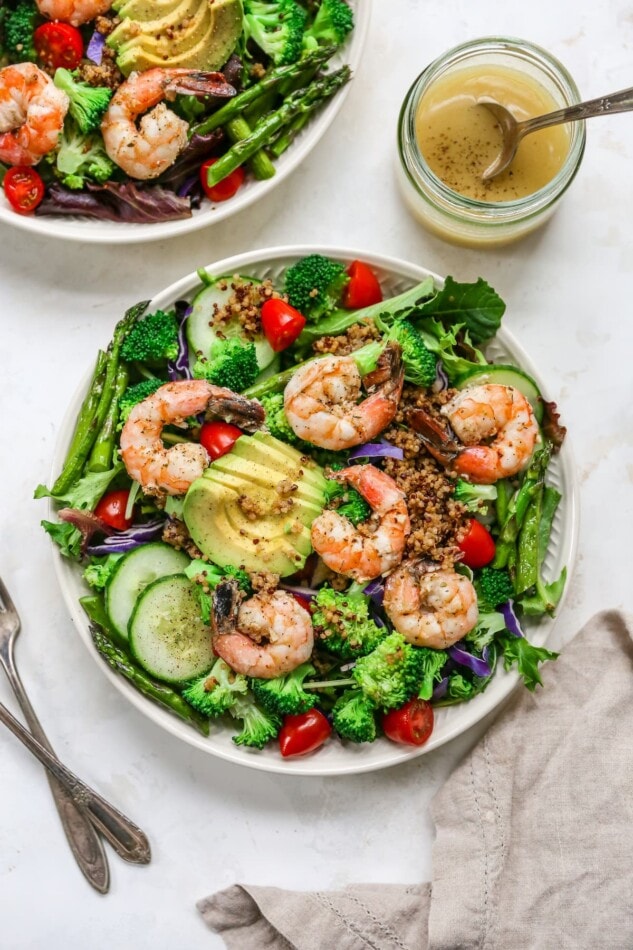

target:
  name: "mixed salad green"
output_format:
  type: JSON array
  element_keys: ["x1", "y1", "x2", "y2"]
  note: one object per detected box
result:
[
  {"x1": 36, "y1": 254, "x2": 567, "y2": 757},
  {"x1": 0, "y1": 0, "x2": 354, "y2": 220}
]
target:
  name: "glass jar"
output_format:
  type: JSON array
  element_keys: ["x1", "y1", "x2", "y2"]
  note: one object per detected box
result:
[{"x1": 396, "y1": 37, "x2": 586, "y2": 248}]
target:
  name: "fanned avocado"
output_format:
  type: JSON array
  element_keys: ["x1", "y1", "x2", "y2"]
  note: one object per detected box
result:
[
  {"x1": 183, "y1": 432, "x2": 329, "y2": 577},
  {"x1": 108, "y1": 0, "x2": 243, "y2": 77}
]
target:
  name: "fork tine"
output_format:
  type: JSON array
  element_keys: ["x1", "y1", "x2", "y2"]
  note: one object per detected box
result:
[{"x1": 0, "y1": 576, "x2": 17, "y2": 616}]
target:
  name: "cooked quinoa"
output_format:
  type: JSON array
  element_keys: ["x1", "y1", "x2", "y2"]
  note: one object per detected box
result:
[
  {"x1": 382, "y1": 385, "x2": 469, "y2": 567},
  {"x1": 162, "y1": 518, "x2": 203, "y2": 559},
  {"x1": 312, "y1": 319, "x2": 381, "y2": 357}
]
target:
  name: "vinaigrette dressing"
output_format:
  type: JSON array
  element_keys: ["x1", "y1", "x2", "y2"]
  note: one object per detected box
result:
[{"x1": 415, "y1": 64, "x2": 570, "y2": 202}]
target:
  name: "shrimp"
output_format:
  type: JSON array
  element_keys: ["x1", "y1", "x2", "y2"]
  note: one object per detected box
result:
[
  {"x1": 119, "y1": 379, "x2": 264, "y2": 495},
  {"x1": 283, "y1": 342, "x2": 404, "y2": 450},
  {"x1": 212, "y1": 579, "x2": 314, "y2": 679},
  {"x1": 442, "y1": 384, "x2": 539, "y2": 484},
  {"x1": 384, "y1": 561, "x2": 478, "y2": 649},
  {"x1": 0, "y1": 64, "x2": 69, "y2": 166},
  {"x1": 101, "y1": 68, "x2": 235, "y2": 180},
  {"x1": 311, "y1": 464, "x2": 411, "y2": 583},
  {"x1": 36, "y1": 0, "x2": 112, "y2": 27}
]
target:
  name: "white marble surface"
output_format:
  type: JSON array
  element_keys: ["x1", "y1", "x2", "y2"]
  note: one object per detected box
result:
[{"x1": 1, "y1": 1, "x2": 632, "y2": 945}]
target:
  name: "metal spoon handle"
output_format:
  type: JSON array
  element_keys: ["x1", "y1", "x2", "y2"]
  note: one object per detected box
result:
[
  {"x1": 0, "y1": 698, "x2": 151, "y2": 865},
  {"x1": 519, "y1": 85, "x2": 633, "y2": 136},
  {"x1": 0, "y1": 650, "x2": 110, "y2": 892}
]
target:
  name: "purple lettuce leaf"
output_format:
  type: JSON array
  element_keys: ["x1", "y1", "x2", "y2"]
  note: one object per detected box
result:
[
  {"x1": 36, "y1": 181, "x2": 192, "y2": 223},
  {"x1": 349, "y1": 440, "x2": 404, "y2": 461},
  {"x1": 86, "y1": 30, "x2": 105, "y2": 65},
  {"x1": 448, "y1": 643, "x2": 492, "y2": 678},
  {"x1": 158, "y1": 129, "x2": 224, "y2": 191},
  {"x1": 168, "y1": 302, "x2": 193, "y2": 381}
]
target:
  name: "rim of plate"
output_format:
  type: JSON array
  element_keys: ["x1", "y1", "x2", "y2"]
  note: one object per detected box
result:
[
  {"x1": 49, "y1": 245, "x2": 579, "y2": 775},
  {"x1": 0, "y1": 1, "x2": 370, "y2": 245}
]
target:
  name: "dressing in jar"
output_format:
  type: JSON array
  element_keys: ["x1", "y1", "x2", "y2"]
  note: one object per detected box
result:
[{"x1": 397, "y1": 38, "x2": 586, "y2": 247}]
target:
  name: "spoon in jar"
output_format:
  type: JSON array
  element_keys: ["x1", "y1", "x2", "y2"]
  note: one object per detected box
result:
[{"x1": 479, "y1": 84, "x2": 633, "y2": 180}]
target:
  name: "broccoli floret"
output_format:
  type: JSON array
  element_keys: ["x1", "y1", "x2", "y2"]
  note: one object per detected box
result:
[
  {"x1": 230, "y1": 692, "x2": 281, "y2": 748},
  {"x1": 53, "y1": 69, "x2": 112, "y2": 134},
  {"x1": 193, "y1": 337, "x2": 259, "y2": 392},
  {"x1": 2, "y1": 0, "x2": 38, "y2": 63},
  {"x1": 82, "y1": 553, "x2": 123, "y2": 591},
  {"x1": 244, "y1": 0, "x2": 307, "y2": 65},
  {"x1": 476, "y1": 567, "x2": 514, "y2": 610},
  {"x1": 54, "y1": 120, "x2": 115, "y2": 190},
  {"x1": 353, "y1": 632, "x2": 434, "y2": 709},
  {"x1": 324, "y1": 477, "x2": 371, "y2": 526},
  {"x1": 382, "y1": 319, "x2": 437, "y2": 388},
  {"x1": 332, "y1": 689, "x2": 377, "y2": 743},
  {"x1": 303, "y1": 0, "x2": 354, "y2": 50},
  {"x1": 454, "y1": 478, "x2": 498, "y2": 513},
  {"x1": 182, "y1": 657, "x2": 249, "y2": 717},
  {"x1": 284, "y1": 254, "x2": 349, "y2": 322},
  {"x1": 415, "y1": 647, "x2": 448, "y2": 700},
  {"x1": 185, "y1": 559, "x2": 252, "y2": 624},
  {"x1": 312, "y1": 586, "x2": 385, "y2": 660},
  {"x1": 118, "y1": 378, "x2": 164, "y2": 426},
  {"x1": 260, "y1": 392, "x2": 300, "y2": 444},
  {"x1": 251, "y1": 662, "x2": 316, "y2": 716},
  {"x1": 120, "y1": 309, "x2": 179, "y2": 364}
]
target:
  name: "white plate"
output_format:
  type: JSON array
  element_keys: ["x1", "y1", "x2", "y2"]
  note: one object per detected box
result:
[
  {"x1": 49, "y1": 246, "x2": 579, "y2": 775},
  {"x1": 0, "y1": 3, "x2": 369, "y2": 245}
]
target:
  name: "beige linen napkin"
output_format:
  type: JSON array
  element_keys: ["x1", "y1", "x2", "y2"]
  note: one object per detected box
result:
[{"x1": 198, "y1": 610, "x2": 633, "y2": 950}]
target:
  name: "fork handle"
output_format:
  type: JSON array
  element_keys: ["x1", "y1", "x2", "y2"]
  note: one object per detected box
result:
[
  {"x1": 0, "y1": 698, "x2": 151, "y2": 865},
  {"x1": 0, "y1": 657, "x2": 110, "y2": 892},
  {"x1": 520, "y1": 84, "x2": 633, "y2": 136}
]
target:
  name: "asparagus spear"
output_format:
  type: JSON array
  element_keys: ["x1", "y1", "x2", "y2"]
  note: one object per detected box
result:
[
  {"x1": 226, "y1": 116, "x2": 276, "y2": 180},
  {"x1": 191, "y1": 45, "x2": 336, "y2": 137},
  {"x1": 58, "y1": 349, "x2": 108, "y2": 474},
  {"x1": 204, "y1": 68, "x2": 352, "y2": 188},
  {"x1": 86, "y1": 364, "x2": 129, "y2": 474},
  {"x1": 51, "y1": 301, "x2": 148, "y2": 496},
  {"x1": 82, "y1": 597, "x2": 210, "y2": 737}
]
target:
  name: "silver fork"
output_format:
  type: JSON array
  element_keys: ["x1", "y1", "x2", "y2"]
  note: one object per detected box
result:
[{"x1": 0, "y1": 576, "x2": 151, "y2": 886}]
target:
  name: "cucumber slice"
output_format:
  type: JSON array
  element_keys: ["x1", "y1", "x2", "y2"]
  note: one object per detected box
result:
[
  {"x1": 105, "y1": 542, "x2": 189, "y2": 641},
  {"x1": 187, "y1": 275, "x2": 276, "y2": 372},
  {"x1": 129, "y1": 574, "x2": 214, "y2": 684},
  {"x1": 455, "y1": 364, "x2": 544, "y2": 423}
]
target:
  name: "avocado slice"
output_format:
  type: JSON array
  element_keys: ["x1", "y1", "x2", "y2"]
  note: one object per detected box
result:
[
  {"x1": 183, "y1": 433, "x2": 329, "y2": 577},
  {"x1": 108, "y1": 0, "x2": 243, "y2": 77}
]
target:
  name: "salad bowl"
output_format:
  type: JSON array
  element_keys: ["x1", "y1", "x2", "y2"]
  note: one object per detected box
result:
[
  {"x1": 48, "y1": 245, "x2": 578, "y2": 775},
  {"x1": 0, "y1": 2, "x2": 369, "y2": 245}
]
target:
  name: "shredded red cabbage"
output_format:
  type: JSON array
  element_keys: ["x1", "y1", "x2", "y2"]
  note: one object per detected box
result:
[
  {"x1": 431, "y1": 362, "x2": 448, "y2": 392},
  {"x1": 86, "y1": 30, "x2": 105, "y2": 64},
  {"x1": 448, "y1": 643, "x2": 492, "y2": 678},
  {"x1": 432, "y1": 677, "x2": 449, "y2": 701},
  {"x1": 278, "y1": 584, "x2": 318, "y2": 598},
  {"x1": 168, "y1": 302, "x2": 193, "y2": 381},
  {"x1": 86, "y1": 519, "x2": 165, "y2": 555},
  {"x1": 348, "y1": 440, "x2": 404, "y2": 461},
  {"x1": 500, "y1": 599, "x2": 524, "y2": 638},
  {"x1": 363, "y1": 578, "x2": 385, "y2": 606}
]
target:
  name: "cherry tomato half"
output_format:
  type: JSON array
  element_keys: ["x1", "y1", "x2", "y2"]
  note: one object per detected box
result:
[
  {"x1": 34, "y1": 22, "x2": 83, "y2": 70},
  {"x1": 94, "y1": 489, "x2": 134, "y2": 531},
  {"x1": 199, "y1": 421, "x2": 242, "y2": 461},
  {"x1": 279, "y1": 708, "x2": 331, "y2": 757},
  {"x1": 261, "y1": 298, "x2": 306, "y2": 352},
  {"x1": 3, "y1": 167, "x2": 45, "y2": 215},
  {"x1": 200, "y1": 158, "x2": 245, "y2": 202},
  {"x1": 382, "y1": 698, "x2": 434, "y2": 747},
  {"x1": 291, "y1": 593, "x2": 312, "y2": 613},
  {"x1": 343, "y1": 260, "x2": 383, "y2": 309},
  {"x1": 458, "y1": 518, "x2": 496, "y2": 569}
]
